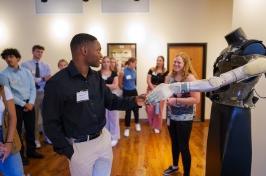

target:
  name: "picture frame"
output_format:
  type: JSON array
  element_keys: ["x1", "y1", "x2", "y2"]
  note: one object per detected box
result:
[
  {"x1": 167, "y1": 43, "x2": 207, "y2": 122},
  {"x1": 107, "y1": 43, "x2": 137, "y2": 72}
]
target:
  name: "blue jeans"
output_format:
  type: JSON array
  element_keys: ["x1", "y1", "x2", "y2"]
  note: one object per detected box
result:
[{"x1": 0, "y1": 127, "x2": 24, "y2": 176}]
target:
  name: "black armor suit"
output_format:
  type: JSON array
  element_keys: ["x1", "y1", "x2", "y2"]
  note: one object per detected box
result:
[{"x1": 206, "y1": 28, "x2": 266, "y2": 176}]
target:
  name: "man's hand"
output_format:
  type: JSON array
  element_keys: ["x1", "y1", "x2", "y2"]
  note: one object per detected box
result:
[
  {"x1": 43, "y1": 75, "x2": 51, "y2": 81},
  {"x1": 135, "y1": 94, "x2": 146, "y2": 106},
  {"x1": 24, "y1": 103, "x2": 34, "y2": 112},
  {"x1": 146, "y1": 83, "x2": 174, "y2": 104},
  {"x1": 34, "y1": 77, "x2": 42, "y2": 83}
]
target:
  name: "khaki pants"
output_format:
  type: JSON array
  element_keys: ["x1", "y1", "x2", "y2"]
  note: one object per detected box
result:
[{"x1": 69, "y1": 128, "x2": 113, "y2": 176}]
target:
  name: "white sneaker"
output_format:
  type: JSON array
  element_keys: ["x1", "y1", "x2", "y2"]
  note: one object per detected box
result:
[
  {"x1": 111, "y1": 140, "x2": 118, "y2": 147},
  {"x1": 135, "y1": 124, "x2": 141, "y2": 132},
  {"x1": 35, "y1": 140, "x2": 41, "y2": 148},
  {"x1": 124, "y1": 129, "x2": 130, "y2": 137},
  {"x1": 45, "y1": 136, "x2": 52, "y2": 144},
  {"x1": 154, "y1": 129, "x2": 160, "y2": 134}
]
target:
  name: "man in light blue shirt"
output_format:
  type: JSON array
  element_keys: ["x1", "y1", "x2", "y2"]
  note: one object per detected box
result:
[
  {"x1": 2, "y1": 67, "x2": 36, "y2": 108},
  {"x1": 22, "y1": 45, "x2": 51, "y2": 147},
  {"x1": 1, "y1": 48, "x2": 44, "y2": 165}
]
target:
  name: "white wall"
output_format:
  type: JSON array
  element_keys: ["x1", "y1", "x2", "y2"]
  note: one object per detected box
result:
[
  {"x1": 233, "y1": 0, "x2": 266, "y2": 175},
  {"x1": 0, "y1": 0, "x2": 233, "y2": 119}
]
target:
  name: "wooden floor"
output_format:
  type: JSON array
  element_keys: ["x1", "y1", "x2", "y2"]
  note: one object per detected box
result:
[{"x1": 24, "y1": 120, "x2": 209, "y2": 176}]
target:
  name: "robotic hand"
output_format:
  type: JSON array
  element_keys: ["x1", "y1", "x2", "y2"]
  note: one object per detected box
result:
[{"x1": 146, "y1": 82, "x2": 189, "y2": 104}]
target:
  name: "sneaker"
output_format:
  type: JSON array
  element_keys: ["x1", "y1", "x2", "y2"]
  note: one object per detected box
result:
[
  {"x1": 111, "y1": 140, "x2": 118, "y2": 147},
  {"x1": 27, "y1": 151, "x2": 44, "y2": 159},
  {"x1": 163, "y1": 166, "x2": 178, "y2": 175},
  {"x1": 22, "y1": 156, "x2": 30, "y2": 166},
  {"x1": 35, "y1": 140, "x2": 41, "y2": 148},
  {"x1": 154, "y1": 129, "x2": 160, "y2": 134},
  {"x1": 45, "y1": 136, "x2": 52, "y2": 144},
  {"x1": 124, "y1": 129, "x2": 130, "y2": 137},
  {"x1": 135, "y1": 124, "x2": 141, "y2": 132}
]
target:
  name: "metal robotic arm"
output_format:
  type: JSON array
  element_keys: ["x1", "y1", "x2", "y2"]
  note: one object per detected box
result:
[{"x1": 146, "y1": 57, "x2": 266, "y2": 104}]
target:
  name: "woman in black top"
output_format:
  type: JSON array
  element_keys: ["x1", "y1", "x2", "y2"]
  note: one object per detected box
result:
[
  {"x1": 110, "y1": 57, "x2": 118, "y2": 73},
  {"x1": 146, "y1": 56, "x2": 168, "y2": 133},
  {"x1": 100, "y1": 56, "x2": 120, "y2": 147},
  {"x1": 110, "y1": 57, "x2": 123, "y2": 97}
]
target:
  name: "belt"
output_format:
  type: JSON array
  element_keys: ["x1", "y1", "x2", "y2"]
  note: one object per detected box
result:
[{"x1": 72, "y1": 130, "x2": 102, "y2": 143}]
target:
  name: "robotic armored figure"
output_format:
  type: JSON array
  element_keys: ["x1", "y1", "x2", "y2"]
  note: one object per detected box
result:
[{"x1": 147, "y1": 28, "x2": 266, "y2": 176}]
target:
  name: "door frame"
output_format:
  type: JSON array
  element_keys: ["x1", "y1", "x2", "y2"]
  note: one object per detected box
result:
[{"x1": 167, "y1": 43, "x2": 207, "y2": 122}]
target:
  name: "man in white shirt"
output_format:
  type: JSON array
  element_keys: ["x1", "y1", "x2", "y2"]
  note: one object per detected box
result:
[{"x1": 22, "y1": 45, "x2": 51, "y2": 148}]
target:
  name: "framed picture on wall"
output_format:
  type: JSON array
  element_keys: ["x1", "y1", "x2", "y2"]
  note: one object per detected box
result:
[
  {"x1": 167, "y1": 43, "x2": 207, "y2": 122},
  {"x1": 107, "y1": 43, "x2": 137, "y2": 72}
]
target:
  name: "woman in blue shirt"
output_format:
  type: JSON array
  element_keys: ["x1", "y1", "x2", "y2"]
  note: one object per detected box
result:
[{"x1": 119, "y1": 57, "x2": 140, "y2": 137}]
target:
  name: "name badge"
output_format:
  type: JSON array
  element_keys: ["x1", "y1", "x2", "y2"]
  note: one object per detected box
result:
[
  {"x1": 126, "y1": 75, "x2": 132, "y2": 80},
  {"x1": 152, "y1": 72, "x2": 157, "y2": 76},
  {"x1": 10, "y1": 79, "x2": 18, "y2": 85},
  {"x1": 76, "y1": 90, "x2": 89, "y2": 103}
]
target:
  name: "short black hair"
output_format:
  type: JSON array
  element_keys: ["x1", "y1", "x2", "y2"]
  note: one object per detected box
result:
[
  {"x1": 1, "y1": 48, "x2": 21, "y2": 59},
  {"x1": 32, "y1": 45, "x2": 45, "y2": 52},
  {"x1": 70, "y1": 33, "x2": 97, "y2": 51}
]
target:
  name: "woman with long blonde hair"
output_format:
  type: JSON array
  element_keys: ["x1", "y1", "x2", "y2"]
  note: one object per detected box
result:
[
  {"x1": 99, "y1": 56, "x2": 120, "y2": 147},
  {"x1": 163, "y1": 52, "x2": 200, "y2": 176},
  {"x1": 110, "y1": 57, "x2": 118, "y2": 73}
]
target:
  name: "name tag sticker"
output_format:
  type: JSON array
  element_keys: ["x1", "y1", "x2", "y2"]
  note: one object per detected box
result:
[
  {"x1": 76, "y1": 90, "x2": 89, "y2": 102},
  {"x1": 10, "y1": 79, "x2": 18, "y2": 84},
  {"x1": 126, "y1": 75, "x2": 132, "y2": 80},
  {"x1": 152, "y1": 72, "x2": 157, "y2": 76}
]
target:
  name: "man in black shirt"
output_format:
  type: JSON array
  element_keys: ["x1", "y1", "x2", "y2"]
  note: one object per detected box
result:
[{"x1": 42, "y1": 33, "x2": 145, "y2": 176}]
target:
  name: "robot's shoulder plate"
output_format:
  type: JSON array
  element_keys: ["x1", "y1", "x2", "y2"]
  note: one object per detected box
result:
[
  {"x1": 239, "y1": 39, "x2": 266, "y2": 56},
  {"x1": 213, "y1": 39, "x2": 266, "y2": 76}
]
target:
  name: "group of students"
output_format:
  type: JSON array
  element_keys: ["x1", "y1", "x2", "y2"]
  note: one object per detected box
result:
[
  {"x1": 99, "y1": 56, "x2": 140, "y2": 146},
  {"x1": 99, "y1": 53, "x2": 200, "y2": 176},
  {"x1": 0, "y1": 45, "x2": 51, "y2": 175},
  {"x1": 0, "y1": 42, "x2": 199, "y2": 176},
  {"x1": 0, "y1": 46, "x2": 70, "y2": 175}
]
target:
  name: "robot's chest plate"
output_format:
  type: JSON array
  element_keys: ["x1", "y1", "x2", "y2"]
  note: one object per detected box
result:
[{"x1": 211, "y1": 53, "x2": 260, "y2": 108}]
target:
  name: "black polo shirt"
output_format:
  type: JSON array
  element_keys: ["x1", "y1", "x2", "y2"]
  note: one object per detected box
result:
[
  {"x1": 148, "y1": 69, "x2": 168, "y2": 85},
  {"x1": 42, "y1": 61, "x2": 137, "y2": 159}
]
